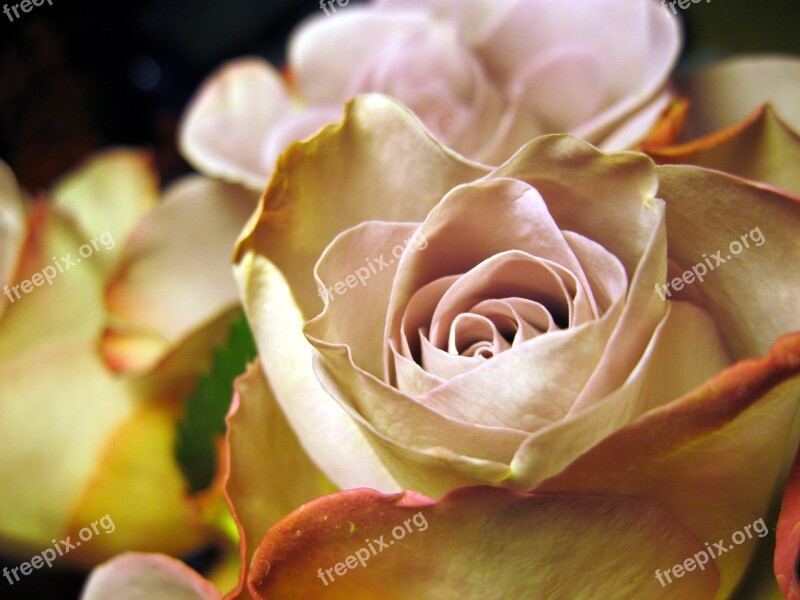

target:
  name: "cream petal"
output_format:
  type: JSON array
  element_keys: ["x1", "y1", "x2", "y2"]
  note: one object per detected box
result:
[
  {"x1": 492, "y1": 135, "x2": 662, "y2": 278},
  {"x1": 224, "y1": 360, "x2": 337, "y2": 598},
  {"x1": 235, "y1": 252, "x2": 400, "y2": 492},
  {"x1": 678, "y1": 55, "x2": 800, "y2": 137},
  {"x1": 657, "y1": 165, "x2": 800, "y2": 359},
  {"x1": 648, "y1": 105, "x2": 800, "y2": 198},
  {"x1": 103, "y1": 176, "x2": 257, "y2": 373}
]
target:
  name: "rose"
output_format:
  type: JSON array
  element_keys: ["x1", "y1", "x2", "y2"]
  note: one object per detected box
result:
[
  {"x1": 179, "y1": 0, "x2": 681, "y2": 190},
  {"x1": 229, "y1": 95, "x2": 800, "y2": 596},
  {"x1": 0, "y1": 151, "x2": 255, "y2": 565},
  {"x1": 79, "y1": 95, "x2": 800, "y2": 598}
]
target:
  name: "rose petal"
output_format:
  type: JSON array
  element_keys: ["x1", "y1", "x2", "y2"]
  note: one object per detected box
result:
[
  {"x1": 64, "y1": 405, "x2": 209, "y2": 565},
  {"x1": 775, "y1": 444, "x2": 800, "y2": 598},
  {"x1": 657, "y1": 165, "x2": 800, "y2": 359},
  {"x1": 179, "y1": 59, "x2": 291, "y2": 191},
  {"x1": 103, "y1": 176, "x2": 257, "y2": 373},
  {"x1": 50, "y1": 149, "x2": 159, "y2": 270},
  {"x1": 0, "y1": 160, "x2": 25, "y2": 313},
  {"x1": 0, "y1": 203, "x2": 106, "y2": 360},
  {"x1": 477, "y1": 0, "x2": 680, "y2": 146},
  {"x1": 248, "y1": 486, "x2": 717, "y2": 599},
  {"x1": 600, "y1": 90, "x2": 674, "y2": 151},
  {"x1": 234, "y1": 95, "x2": 487, "y2": 319},
  {"x1": 290, "y1": 10, "x2": 433, "y2": 103},
  {"x1": 376, "y1": 0, "x2": 511, "y2": 46},
  {"x1": 310, "y1": 221, "x2": 422, "y2": 379},
  {"x1": 678, "y1": 55, "x2": 800, "y2": 137},
  {"x1": 510, "y1": 300, "x2": 730, "y2": 486},
  {"x1": 536, "y1": 332, "x2": 800, "y2": 598},
  {"x1": 493, "y1": 135, "x2": 670, "y2": 409},
  {"x1": 234, "y1": 253, "x2": 401, "y2": 492},
  {"x1": 0, "y1": 341, "x2": 135, "y2": 551},
  {"x1": 647, "y1": 105, "x2": 800, "y2": 197},
  {"x1": 81, "y1": 553, "x2": 221, "y2": 600},
  {"x1": 224, "y1": 360, "x2": 337, "y2": 598}
]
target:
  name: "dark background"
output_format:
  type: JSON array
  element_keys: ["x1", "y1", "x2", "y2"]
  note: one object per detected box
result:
[{"x1": 0, "y1": 0, "x2": 797, "y2": 597}]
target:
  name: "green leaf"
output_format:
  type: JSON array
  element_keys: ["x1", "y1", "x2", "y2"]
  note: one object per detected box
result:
[{"x1": 175, "y1": 312, "x2": 259, "y2": 493}]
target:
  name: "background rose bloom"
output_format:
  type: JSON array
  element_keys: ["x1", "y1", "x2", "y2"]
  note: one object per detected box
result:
[
  {"x1": 0, "y1": 151, "x2": 254, "y2": 566},
  {"x1": 179, "y1": 0, "x2": 681, "y2": 190}
]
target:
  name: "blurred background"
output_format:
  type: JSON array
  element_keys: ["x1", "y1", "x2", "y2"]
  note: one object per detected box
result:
[{"x1": 0, "y1": 0, "x2": 798, "y2": 597}]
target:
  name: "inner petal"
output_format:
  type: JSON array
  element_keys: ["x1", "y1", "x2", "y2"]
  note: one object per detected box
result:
[
  {"x1": 428, "y1": 250, "x2": 586, "y2": 349},
  {"x1": 449, "y1": 313, "x2": 512, "y2": 357}
]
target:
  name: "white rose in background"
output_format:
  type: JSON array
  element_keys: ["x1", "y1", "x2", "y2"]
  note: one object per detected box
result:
[{"x1": 180, "y1": 0, "x2": 682, "y2": 190}]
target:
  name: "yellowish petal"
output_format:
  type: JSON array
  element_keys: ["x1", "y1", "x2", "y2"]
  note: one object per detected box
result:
[{"x1": 50, "y1": 149, "x2": 159, "y2": 272}]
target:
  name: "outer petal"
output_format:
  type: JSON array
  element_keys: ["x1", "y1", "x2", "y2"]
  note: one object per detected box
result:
[
  {"x1": 179, "y1": 59, "x2": 292, "y2": 191},
  {"x1": 678, "y1": 55, "x2": 800, "y2": 137},
  {"x1": 477, "y1": 0, "x2": 681, "y2": 146},
  {"x1": 224, "y1": 360, "x2": 337, "y2": 599},
  {"x1": 535, "y1": 332, "x2": 800, "y2": 599},
  {"x1": 647, "y1": 106, "x2": 800, "y2": 197},
  {"x1": 510, "y1": 300, "x2": 730, "y2": 487},
  {"x1": 50, "y1": 149, "x2": 159, "y2": 270},
  {"x1": 0, "y1": 160, "x2": 25, "y2": 316},
  {"x1": 0, "y1": 341, "x2": 136, "y2": 553},
  {"x1": 290, "y1": 10, "x2": 434, "y2": 103},
  {"x1": 234, "y1": 94, "x2": 487, "y2": 319},
  {"x1": 0, "y1": 202, "x2": 107, "y2": 360},
  {"x1": 81, "y1": 553, "x2": 221, "y2": 600},
  {"x1": 657, "y1": 165, "x2": 800, "y2": 359},
  {"x1": 234, "y1": 253, "x2": 401, "y2": 492},
  {"x1": 375, "y1": 0, "x2": 511, "y2": 46},
  {"x1": 776, "y1": 445, "x2": 800, "y2": 598},
  {"x1": 103, "y1": 176, "x2": 257, "y2": 373},
  {"x1": 248, "y1": 487, "x2": 718, "y2": 599},
  {"x1": 63, "y1": 405, "x2": 211, "y2": 565}
]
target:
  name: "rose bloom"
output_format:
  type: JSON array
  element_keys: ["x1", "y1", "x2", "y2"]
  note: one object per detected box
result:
[
  {"x1": 0, "y1": 151, "x2": 254, "y2": 567},
  {"x1": 82, "y1": 95, "x2": 800, "y2": 599},
  {"x1": 179, "y1": 0, "x2": 681, "y2": 191}
]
